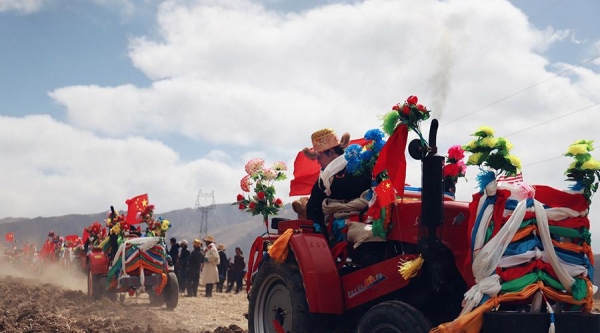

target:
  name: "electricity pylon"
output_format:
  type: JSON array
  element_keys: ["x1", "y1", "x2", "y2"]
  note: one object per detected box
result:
[{"x1": 195, "y1": 190, "x2": 215, "y2": 239}]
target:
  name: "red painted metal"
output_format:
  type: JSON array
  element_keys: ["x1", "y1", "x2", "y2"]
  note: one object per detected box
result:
[
  {"x1": 289, "y1": 233, "x2": 344, "y2": 314},
  {"x1": 88, "y1": 249, "x2": 108, "y2": 275}
]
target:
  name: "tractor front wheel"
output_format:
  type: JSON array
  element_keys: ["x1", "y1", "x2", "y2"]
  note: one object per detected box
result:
[
  {"x1": 164, "y1": 272, "x2": 179, "y2": 310},
  {"x1": 356, "y1": 300, "x2": 432, "y2": 333},
  {"x1": 87, "y1": 270, "x2": 103, "y2": 301},
  {"x1": 248, "y1": 256, "x2": 324, "y2": 333}
]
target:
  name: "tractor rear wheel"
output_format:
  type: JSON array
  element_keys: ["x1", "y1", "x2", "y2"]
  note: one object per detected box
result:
[
  {"x1": 164, "y1": 272, "x2": 179, "y2": 310},
  {"x1": 356, "y1": 300, "x2": 432, "y2": 333},
  {"x1": 87, "y1": 270, "x2": 103, "y2": 301},
  {"x1": 248, "y1": 256, "x2": 324, "y2": 333}
]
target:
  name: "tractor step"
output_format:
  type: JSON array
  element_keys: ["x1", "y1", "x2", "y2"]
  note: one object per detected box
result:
[{"x1": 118, "y1": 274, "x2": 163, "y2": 288}]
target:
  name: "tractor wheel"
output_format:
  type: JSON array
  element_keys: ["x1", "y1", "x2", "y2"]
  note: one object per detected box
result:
[
  {"x1": 87, "y1": 270, "x2": 103, "y2": 301},
  {"x1": 148, "y1": 288, "x2": 164, "y2": 306},
  {"x1": 248, "y1": 256, "x2": 323, "y2": 333},
  {"x1": 164, "y1": 272, "x2": 179, "y2": 310},
  {"x1": 98, "y1": 276, "x2": 116, "y2": 302},
  {"x1": 356, "y1": 300, "x2": 432, "y2": 333}
]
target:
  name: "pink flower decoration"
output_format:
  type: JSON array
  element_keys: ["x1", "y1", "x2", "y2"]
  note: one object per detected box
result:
[
  {"x1": 245, "y1": 158, "x2": 265, "y2": 175},
  {"x1": 240, "y1": 175, "x2": 252, "y2": 192}
]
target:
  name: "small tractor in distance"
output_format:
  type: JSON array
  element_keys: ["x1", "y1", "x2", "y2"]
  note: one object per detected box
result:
[
  {"x1": 87, "y1": 236, "x2": 179, "y2": 309},
  {"x1": 245, "y1": 118, "x2": 600, "y2": 333}
]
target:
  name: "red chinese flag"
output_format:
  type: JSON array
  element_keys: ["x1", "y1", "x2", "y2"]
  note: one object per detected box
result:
[
  {"x1": 82, "y1": 228, "x2": 90, "y2": 244},
  {"x1": 39, "y1": 240, "x2": 54, "y2": 259},
  {"x1": 372, "y1": 124, "x2": 408, "y2": 197},
  {"x1": 375, "y1": 179, "x2": 396, "y2": 207},
  {"x1": 289, "y1": 138, "x2": 370, "y2": 196},
  {"x1": 366, "y1": 179, "x2": 396, "y2": 220},
  {"x1": 289, "y1": 151, "x2": 320, "y2": 196},
  {"x1": 65, "y1": 234, "x2": 79, "y2": 247},
  {"x1": 125, "y1": 193, "x2": 149, "y2": 225},
  {"x1": 5, "y1": 232, "x2": 14, "y2": 243}
]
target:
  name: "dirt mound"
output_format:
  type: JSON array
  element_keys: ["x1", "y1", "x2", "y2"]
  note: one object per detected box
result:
[{"x1": 0, "y1": 271, "x2": 248, "y2": 333}]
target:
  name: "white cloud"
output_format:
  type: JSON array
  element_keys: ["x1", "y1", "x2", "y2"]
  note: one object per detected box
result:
[
  {"x1": 0, "y1": 115, "x2": 244, "y2": 217},
  {"x1": 6, "y1": 0, "x2": 600, "y2": 248},
  {"x1": 0, "y1": 0, "x2": 48, "y2": 13}
]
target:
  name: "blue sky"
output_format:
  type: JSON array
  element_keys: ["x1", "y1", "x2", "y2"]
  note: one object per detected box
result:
[{"x1": 1, "y1": 0, "x2": 599, "y2": 246}]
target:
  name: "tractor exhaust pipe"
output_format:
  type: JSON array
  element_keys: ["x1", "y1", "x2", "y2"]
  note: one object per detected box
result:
[{"x1": 420, "y1": 119, "x2": 444, "y2": 235}]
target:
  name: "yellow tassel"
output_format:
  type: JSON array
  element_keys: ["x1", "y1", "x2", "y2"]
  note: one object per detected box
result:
[
  {"x1": 98, "y1": 236, "x2": 109, "y2": 249},
  {"x1": 267, "y1": 229, "x2": 294, "y2": 264},
  {"x1": 398, "y1": 255, "x2": 424, "y2": 280}
]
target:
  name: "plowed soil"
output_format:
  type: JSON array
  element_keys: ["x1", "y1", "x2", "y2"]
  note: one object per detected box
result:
[{"x1": 0, "y1": 263, "x2": 249, "y2": 333}]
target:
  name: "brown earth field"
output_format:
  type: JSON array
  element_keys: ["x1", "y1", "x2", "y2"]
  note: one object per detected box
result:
[
  {"x1": 3, "y1": 261, "x2": 600, "y2": 333},
  {"x1": 0, "y1": 263, "x2": 249, "y2": 333}
]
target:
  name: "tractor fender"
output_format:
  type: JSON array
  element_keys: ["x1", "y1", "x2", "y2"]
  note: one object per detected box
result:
[
  {"x1": 88, "y1": 250, "x2": 109, "y2": 275},
  {"x1": 289, "y1": 233, "x2": 344, "y2": 314}
]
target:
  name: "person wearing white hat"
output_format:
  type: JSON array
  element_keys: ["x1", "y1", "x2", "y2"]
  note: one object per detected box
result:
[{"x1": 201, "y1": 236, "x2": 220, "y2": 297}]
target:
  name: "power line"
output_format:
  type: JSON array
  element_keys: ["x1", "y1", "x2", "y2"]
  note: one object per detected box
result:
[
  {"x1": 443, "y1": 54, "x2": 600, "y2": 126},
  {"x1": 504, "y1": 102, "x2": 600, "y2": 138}
]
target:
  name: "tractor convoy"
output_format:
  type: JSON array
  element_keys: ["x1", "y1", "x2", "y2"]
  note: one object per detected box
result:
[{"x1": 245, "y1": 116, "x2": 600, "y2": 333}]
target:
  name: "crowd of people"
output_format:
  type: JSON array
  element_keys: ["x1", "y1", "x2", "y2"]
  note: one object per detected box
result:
[
  {"x1": 168, "y1": 236, "x2": 246, "y2": 297},
  {"x1": 1, "y1": 230, "x2": 88, "y2": 275}
]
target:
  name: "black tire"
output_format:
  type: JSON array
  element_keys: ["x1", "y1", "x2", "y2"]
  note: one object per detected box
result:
[
  {"x1": 164, "y1": 272, "x2": 179, "y2": 310},
  {"x1": 99, "y1": 276, "x2": 116, "y2": 301},
  {"x1": 87, "y1": 270, "x2": 103, "y2": 301},
  {"x1": 356, "y1": 300, "x2": 432, "y2": 333},
  {"x1": 148, "y1": 288, "x2": 165, "y2": 307},
  {"x1": 248, "y1": 256, "x2": 323, "y2": 333}
]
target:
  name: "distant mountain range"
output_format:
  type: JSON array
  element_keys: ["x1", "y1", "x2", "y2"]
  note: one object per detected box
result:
[
  {"x1": 0, "y1": 203, "x2": 297, "y2": 260},
  {"x1": 2, "y1": 205, "x2": 599, "y2": 298}
]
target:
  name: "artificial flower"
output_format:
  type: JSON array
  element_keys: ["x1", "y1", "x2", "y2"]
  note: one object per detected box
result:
[
  {"x1": 508, "y1": 155, "x2": 522, "y2": 170},
  {"x1": 564, "y1": 139, "x2": 600, "y2": 203},
  {"x1": 240, "y1": 175, "x2": 252, "y2": 192},
  {"x1": 234, "y1": 159, "x2": 288, "y2": 227},
  {"x1": 480, "y1": 137, "x2": 498, "y2": 148},
  {"x1": 263, "y1": 168, "x2": 278, "y2": 181},
  {"x1": 345, "y1": 128, "x2": 387, "y2": 177},
  {"x1": 245, "y1": 158, "x2": 265, "y2": 175},
  {"x1": 443, "y1": 145, "x2": 467, "y2": 183},
  {"x1": 381, "y1": 95, "x2": 431, "y2": 137},
  {"x1": 473, "y1": 126, "x2": 494, "y2": 137},
  {"x1": 582, "y1": 159, "x2": 600, "y2": 170},
  {"x1": 462, "y1": 126, "x2": 521, "y2": 177},
  {"x1": 567, "y1": 144, "x2": 590, "y2": 156},
  {"x1": 447, "y1": 145, "x2": 465, "y2": 161}
]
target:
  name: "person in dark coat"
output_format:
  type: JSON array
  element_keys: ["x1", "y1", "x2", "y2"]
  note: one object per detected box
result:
[
  {"x1": 169, "y1": 237, "x2": 180, "y2": 270},
  {"x1": 226, "y1": 258, "x2": 234, "y2": 291},
  {"x1": 177, "y1": 240, "x2": 190, "y2": 295},
  {"x1": 303, "y1": 128, "x2": 372, "y2": 242},
  {"x1": 216, "y1": 244, "x2": 228, "y2": 293},
  {"x1": 186, "y1": 239, "x2": 205, "y2": 297},
  {"x1": 226, "y1": 247, "x2": 246, "y2": 293}
]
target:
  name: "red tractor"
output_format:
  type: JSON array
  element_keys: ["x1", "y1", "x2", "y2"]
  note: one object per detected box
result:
[
  {"x1": 87, "y1": 236, "x2": 179, "y2": 309},
  {"x1": 246, "y1": 119, "x2": 599, "y2": 333}
]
